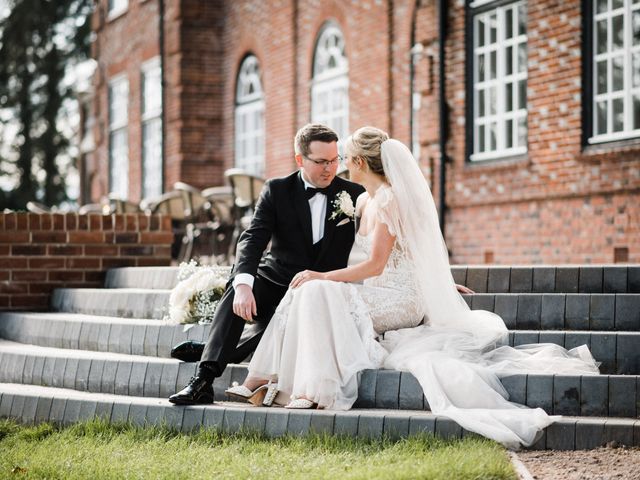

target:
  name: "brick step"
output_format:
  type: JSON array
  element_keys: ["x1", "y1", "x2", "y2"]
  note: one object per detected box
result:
[
  {"x1": 0, "y1": 383, "x2": 637, "y2": 451},
  {"x1": 2, "y1": 312, "x2": 639, "y2": 374},
  {"x1": 105, "y1": 265, "x2": 640, "y2": 293},
  {"x1": 51, "y1": 287, "x2": 640, "y2": 332},
  {"x1": 0, "y1": 341, "x2": 638, "y2": 418}
]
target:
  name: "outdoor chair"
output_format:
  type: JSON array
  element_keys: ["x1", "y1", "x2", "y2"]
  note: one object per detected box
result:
[
  {"x1": 107, "y1": 193, "x2": 142, "y2": 214},
  {"x1": 26, "y1": 201, "x2": 52, "y2": 214},
  {"x1": 224, "y1": 168, "x2": 265, "y2": 260},
  {"x1": 78, "y1": 203, "x2": 107, "y2": 215},
  {"x1": 142, "y1": 190, "x2": 192, "y2": 262}
]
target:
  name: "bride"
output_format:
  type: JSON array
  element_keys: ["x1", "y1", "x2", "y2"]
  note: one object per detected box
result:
[{"x1": 227, "y1": 126, "x2": 599, "y2": 449}]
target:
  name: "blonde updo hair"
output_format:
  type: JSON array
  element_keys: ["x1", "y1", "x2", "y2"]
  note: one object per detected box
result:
[{"x1": 344, "y1": 126, "x2": 390, "y2": 177}]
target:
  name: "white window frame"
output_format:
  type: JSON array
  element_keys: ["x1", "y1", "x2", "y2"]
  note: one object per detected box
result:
[
  {"x1": 471, "y1": 1, "x2": 528, "y2": 162},
  {"x1": 141, "y1": 57, "x2": 163, "y2": 198},
  {"x1": 107, "y1": 0, "x2": 128, "y2": 19},
  {"x1": 590, "y1": 0, "x2": 640, "y2": 143},
  {"x1": 108, "y1": 74, "x2": 129, "y2": 198},
  {"x1": 234, "y1": 55, "x2": 265, "y2": 177},
  {"x1": 311, "y1": 23, "x2": 349, "y2": 143}
]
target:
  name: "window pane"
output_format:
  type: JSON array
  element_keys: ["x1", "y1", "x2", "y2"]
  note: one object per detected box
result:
[
  {"x1": 613, "y1": 97, "x2": 624, "y2": 131},
  {"x1": 517, "y1": 117, "x2": 527, "y2": 147},
  {"x1": 634, "y1": 10, "x2": 640, "y2": 45},
  {"x1": 478, "y1": 54, "x2": 485, "y2": 80},
  {"x1": 596, "y1": 0, "x2": 608, "y2": 13},
  {"x1": 142, "y1": 118, "x2": 162, "y2": 198},
  {"x1": 612, "y1": 15, "x2": 624, "y2": 50},
  {"x1": 597, "y1": 60, "x2": 607, "y2": 93},
  {"x1": 479, "y1": 125, "x2": 485, "y2": 152},
  {"x1": 478, "y1": 18, "x2": 485, "y2": 47},
  {"x1": 596, "y1": 20, "x2": 607, "y2": 55},
  {"x1": 612, "y1": 56, "x2": 624, "y2": 91},
  {"x1": 506, "y1": 46, "x2": 513, "y2": 75},
  {"x1": 506, "y1": 119, "x2": 514, "y2": 148},
  {"x1": 505, "y1": 82, "x2": 513, "y2": 111},
  {"x1": 517, "y1": 3, "x2": 526, "y2": 35},
  {"x1": 489, "y1": 122, "x2": 497, "y2": 150},
  {"x1": 489, "y1": 86, "x2": 497, "y2": 114},
  {"x1": 634, "y1": 53, "x2": 640, "y2": 87},
  {"x1": 612, "y1": 0, "x2": 623, "y2": 9},
  {"x1": 490, "y1": 50, "x2": 497, "y2": 79},
  {"x1": 518, "y1": 80, "x2": 526, "y2": 109},
  {"x1": 506, "y1": 8, "x2": 513, "y2": 39},
  {"x1": 596, "y1": 101, "x2": 608, "y2": 135},
  {"x1": 490, "y1": 14, "x2": 497, "y2": 43},
  {"x1": 517, "y1": 43, "x2": 527, "y2": 73},
  {"x1": 479, "y1": 88, "x2": 485, "y2": 116}
]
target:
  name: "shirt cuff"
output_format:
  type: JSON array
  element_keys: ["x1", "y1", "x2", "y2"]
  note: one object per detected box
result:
[{"x1": 233, "y1": 273, "x2": 254, "y2": 290}]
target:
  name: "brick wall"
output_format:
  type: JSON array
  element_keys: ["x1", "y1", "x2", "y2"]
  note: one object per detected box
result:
[{"x1": 0, "y1": 213, "x2": 173, "y2": 311}]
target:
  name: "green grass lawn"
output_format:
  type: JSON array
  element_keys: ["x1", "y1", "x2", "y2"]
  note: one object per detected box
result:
[{"x1": 0, "y1": 419, "x2": 516, "y2": 479}]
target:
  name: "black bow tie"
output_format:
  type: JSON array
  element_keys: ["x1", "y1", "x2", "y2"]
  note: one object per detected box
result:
[{"x1": 305, "y1": 186, "x2": 330, "y2": 199}]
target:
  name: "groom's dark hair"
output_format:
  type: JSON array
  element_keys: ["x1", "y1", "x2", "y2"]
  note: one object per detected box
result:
[{"x1": 294, "y1": 123, "x2": 339, "y2": 157}]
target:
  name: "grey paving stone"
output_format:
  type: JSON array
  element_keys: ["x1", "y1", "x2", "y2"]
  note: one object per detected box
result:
[
  {"x1": 399, "y1": 372, "x2": 424, "y2": 410},
  {"x1": 94, "y1": 401, "x2": 114, "y2": 421},
  {"x1": 100, "y1": 360, "x2": 118, "y2": 394},
  {"x1": 564, "y1": 332, "x2": 591, "y2": 351},
  {"x1": 181, "y1": 406, "x2": 205, "y2": 432},
  {"x1": 516, "y1": 295, "x2": 542, "y2": 329},
  {"x1": 553, "y1": 375, "x2": 581, "y2": 415},
  {"x1": 616, "y1": 335, "x2": 640, "y2": 374},
  {"x1": 157, "y1": 327, "x2": 175, "y2": 358},
  {"x1": 77, "y1": 401, "x2": 98, "y2": 422},
  {"x1": 354, "y1": 369, "x2": 377, "y2": 408},
  {"x1": 609, "y1": 375, "x2": 637, "y2": 417},
  {"x1": 159, "y1": 363, "x2": 179, "y2": 398},
  {"x1": 375, "y1": 370, "x2": 400, "y2": 409},
  {"x1": 243, "y1": 409, "x2": 267, "y2": 434},
  {"x1": 629, "y1": 268, "x2": 640, "y2": 293},
  {"x1": 78, "y1": 323, "x2": 92, "y2": 352},
  {"x1": 213, "y1": 367, "x2": 233, "y2": 400},
  {"x1": 581, "y1": 375, "x2": 609, "y2": 416},
  {"x1": 143, "y1": 325, "x2": 161, "y2": 357},
  {"x1": 51, "y1": 357, "x2": 67, "y2": 388},
  {"x1": 462, "y1": 295, "x2": 472, "y2": 308},
  {"x1": 40, "y1": 356, "x2": 56, "y2": 387},
  {"x1": 13, "y1": 355, "x2": 27, "y2": 384},
  {"x1": 143, "y1": 362, "x2": 164, "y2": 398},
  {"x1": 565, "y1": 294, "x2": 590, "y2": 330},
  {"x1": 529, "y1": 430, "x2": 546, "y2": 450},
  {"x1": 0, "y1": 392, "x2": 9, "y2": 419},
  {"x1": 110, "y1": 402, "x2": 131, "y2": 424},
  {"x1": 63, "y1": 398, "x2": 82, "y2": 425},
  {"x1": 128, "y1": 362, "x2": 148, "y2": 397},
  {"x1": 287, "y1": 410, "x2": 313, "y2": 436},
  {"x1": 546, "y1": 420, "x2": 576, "y2": 450},
  {"x1": 20, "y1": 396, "x2": 38, "y2": 424},
  {"x1": 114, "y1": 361, "x2": 133, "y2": 396},
  {"x1": 86, "y1": 322, "x2": 101, "y2": 352},
  {"x1": 65, "y1": 321, "x2": 82, "y2": 350},
  {"x1": 34, "y1": 396, "x2": 53, "y2": 423},
  {"x1": 604, "y1": 419, "x2": 635, "y2": 446},
  {"x1": 538, "y1": 331, "x2": 565, "y2": 346},
  {"x1": 408, "y1": 415, "x2": 436, "y2": 436},
  {"x1": 555, "y1": 268, "x2": 579, "y2": 293},
  {"x1": 128, "y1": 404, "x2": 148, "y2": 427},
  {"x1": 435, "y1": 417, "x2": 462, "y2": 440},
  {"x1": 635, "y1": 421, "x2": 640, "y2": 447},
  {"x1": 451, "y1": 267, "x2": 466, "y2": 287},
  {"x1": 604, "y1": 267, "x2": 628, "y2": 293},
  {"x1": 533, "y1": 267, "x2": 556, "y2": 293},
  {"x1": 383, "y1": 415, "x2": 410, "y2": 440},
  {"x1": 575, "y1": 419, "x2": 605, "y2": 449},
  {"x1": 229, "y1": 364, "x2": 248, "y2": 389},
  {"x1": 591, "y1": 295, "x2": 616, "y2": 330},
  {"x1": 615, "y1": 295, "x2": 640, "y2": 330},
  {"x1": 514, "y1": 331, "x2": 540, "y2": 346},
  {"x1": 526, "y1": 374, "x2": 553, "y2": 412},
  {"x1": 265, "y1": 410, "x2": 289, "y2": 437},
  {"x1": 131, "y1": 325, "x2": 147, "y2": 356},
  {"x1": 202, "y1": 406, "x2": 224, "y2": 431},
  {"x1": 75, "y1": 358, "x2": 91, "y2": 391},
  {"x1": 49, "y1": 398, "x2": 67, "y2": 424},
  {"x1": 21, "y1": 355, "x2": 35, "y2": 385},
  {"x1": 466, "y1": 268, "x2": 488, "y2": 293},
  {"x1": 590, "y1": 333, "x2": 616, "y2": 374},
  {"x1": 357, "y1": 413, "x2": 385, "y2": 440},
  {"x1": 511, "y1": 268, "x2": 533, "y2": 293},
  {"x1": 501, "y1": 374, "x2": 527, "y2": 405},
  {"x1": 333, "y1": 411, "x2": 359, "y2": 437},
  {"x1": 97, "y1": 323, "x2": 112, "y2": 352},
  {"x1": 495, "y1": 294, "x2": 518, "y2": 329},
  {"x1": 9, "y1": 394, "x2": 25, "y2": 420},
  {"x1": 579, "y1": 267, "x2": 603, "y2": 293},
  {"x1": 471, "y1": 294, "x2": 495, "y2": 312},
  {"x1": 144, "y1": 405, "x2": 166, "y2": 426},
  {"x1": 109, "y1": 323, "x2": 127, "y2": 354},
  {"x1": 87, "y1": 359, "x2": 105, "y2": 393},
  {"x1": 310, "y1": 411, "x2": 335, "y2": 435},
  {"x1": 63, "y1": 358, "x2": 79, "y2": 390},
  {"x1": 541, "y1": 294, "x2": 566, "y2": 330},
  {"x1": 222, "y1": 407, "x2": 246, "y2": 434},
  {"x1": 487, "y1": 267, "x2": 510, "y2": 293}
]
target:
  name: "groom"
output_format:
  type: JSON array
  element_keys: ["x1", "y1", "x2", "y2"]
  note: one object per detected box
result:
[{"x1": 169, "y1": 124, "x2": 365, "y2": 404}]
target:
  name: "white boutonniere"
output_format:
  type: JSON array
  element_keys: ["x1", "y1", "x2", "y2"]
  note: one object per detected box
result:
[{"x1": 330, "y1": 191, "x2": 355, "y2": 225}]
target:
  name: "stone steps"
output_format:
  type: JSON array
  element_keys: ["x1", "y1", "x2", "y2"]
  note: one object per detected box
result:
[
  {"x1": 105, "y1": 265, "x2": 640, "y2": 293},
  {"x1": 1, "y1": 382, "x2": 638, "y2": 451},
  {"x1": 0, "y1": 340, "x2": 638, "y2": 418}
]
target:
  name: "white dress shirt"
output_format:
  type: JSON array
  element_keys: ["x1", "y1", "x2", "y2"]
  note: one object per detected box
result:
[{"x1": 233, "y1": 172, "x2": 328, "y2": 290}]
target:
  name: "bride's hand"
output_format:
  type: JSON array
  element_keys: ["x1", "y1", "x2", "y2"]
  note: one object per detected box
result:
[
  {"x1": 456, "y1": 283, "x2": 475, "y2": 294},
  {"x1": 290, "y1": 270, "x2": 326, "y2": 289}
]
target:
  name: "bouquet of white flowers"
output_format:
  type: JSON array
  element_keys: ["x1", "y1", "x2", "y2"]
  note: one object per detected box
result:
[{"x1": 166, "y1": 260, "x2": 230, "y2": 326}]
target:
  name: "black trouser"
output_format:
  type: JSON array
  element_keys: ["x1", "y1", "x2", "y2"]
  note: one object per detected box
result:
[{"x1": 198, "y1": 275, "x2": 288, "y2": 379}]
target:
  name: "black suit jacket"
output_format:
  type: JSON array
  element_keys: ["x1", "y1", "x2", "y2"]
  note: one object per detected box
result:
[{"x1": 233, "y1": 171, "x2": 365, "y2": 286}]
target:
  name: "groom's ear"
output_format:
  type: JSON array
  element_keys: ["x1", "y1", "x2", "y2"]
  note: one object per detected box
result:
[{"x1": 294, "y1": 154, "x2": 304, "y2": 168}]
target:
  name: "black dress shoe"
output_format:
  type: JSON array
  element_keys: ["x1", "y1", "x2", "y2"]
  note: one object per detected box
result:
[
  {"x1": 170, "y1": 340, "x2": 205, "y2": 362},
  {"x1": 168, "y1": 376, "x2": 214, "y2": 405}
]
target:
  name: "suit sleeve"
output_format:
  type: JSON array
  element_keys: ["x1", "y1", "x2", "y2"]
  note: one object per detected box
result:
[{"x1": 233, "y1": 180, "x2": 276, "y2": 278}]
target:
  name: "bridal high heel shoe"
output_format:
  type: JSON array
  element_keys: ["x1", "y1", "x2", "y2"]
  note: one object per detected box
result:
[
  {"x1": 284, "y1": 398, "x2": 319, "y2": 409},
  {"x1": 224, "y1": 382, "x2": 278, "y2": 407}
]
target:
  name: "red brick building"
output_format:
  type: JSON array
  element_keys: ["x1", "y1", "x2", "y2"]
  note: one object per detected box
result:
[{"x1": 87, "y1": 0, "x2": 640, "y2": 264}]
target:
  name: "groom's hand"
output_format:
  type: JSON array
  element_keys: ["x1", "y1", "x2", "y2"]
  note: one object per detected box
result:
[{"x1": 233, "y1": 284, "x2": 257, "y2": 323}]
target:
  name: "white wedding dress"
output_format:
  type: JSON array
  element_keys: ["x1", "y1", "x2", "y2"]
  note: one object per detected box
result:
[{"x1": 247, "y1": 140, "x2": 599, "y2": 449}]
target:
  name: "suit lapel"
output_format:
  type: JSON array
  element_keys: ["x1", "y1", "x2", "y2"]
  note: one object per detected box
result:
[{"x1": 292, "y1": 172, "x2": 314, "y2": 249}]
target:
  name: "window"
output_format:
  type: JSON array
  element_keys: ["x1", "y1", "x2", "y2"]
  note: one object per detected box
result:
[
  {"x1": 471, "y1": 1, "x2": 527, "y2": 161},
  {"x1": 590, "y1": 0, "x2": 640, "y2": 143},
  {"x1": 107, "y1": 0, "x2": 127, "y2": 17},
  {"x1": 235, "y1": 55, "x2": 265, "y2": 177},
  {"x1": 311, "y1": 23, "x2": 349, "y2": 143},
  {"x1": 141, "y1": 57, "x2": 163, "y2": 198},
  {"x1": 108, "y1": 75, "x2": 129, "y2": 198}
]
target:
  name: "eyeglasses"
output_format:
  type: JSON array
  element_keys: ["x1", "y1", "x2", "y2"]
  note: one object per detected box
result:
[{"x1": 303, "y1": 155, "x2": 343, "y2": 167}]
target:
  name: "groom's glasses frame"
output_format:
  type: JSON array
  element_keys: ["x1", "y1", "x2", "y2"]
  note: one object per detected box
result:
[{"x1": 303, "y1": 155, "x2": 343, "y2": 168}]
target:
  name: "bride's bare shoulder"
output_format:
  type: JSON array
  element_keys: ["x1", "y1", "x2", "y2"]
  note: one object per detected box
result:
[{"x1": 355, "y1": 192, "x2": 369, "y2": 217}]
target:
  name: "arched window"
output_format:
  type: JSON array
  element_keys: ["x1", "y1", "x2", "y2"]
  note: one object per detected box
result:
[
  {"x1": 311, "y1": 23, "x2": 349, "y2": 142},
  {"x1": 235, "y1": 55, "x2": 265, "y2": 177}
]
